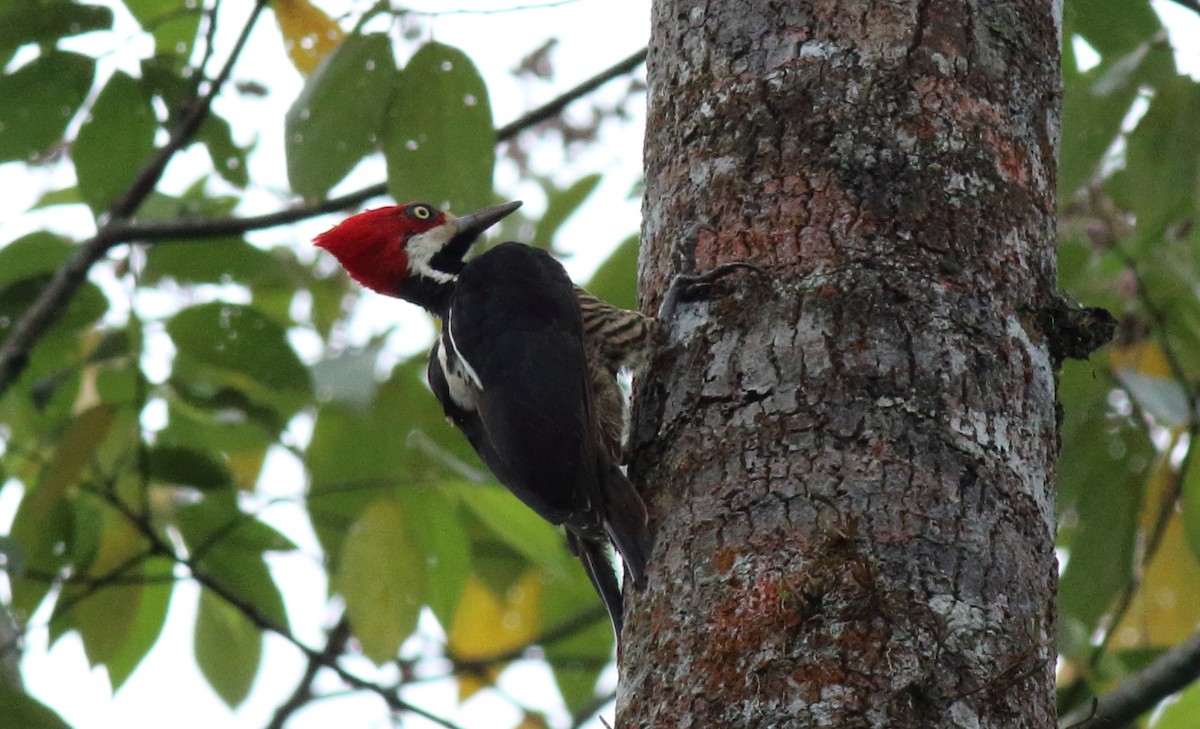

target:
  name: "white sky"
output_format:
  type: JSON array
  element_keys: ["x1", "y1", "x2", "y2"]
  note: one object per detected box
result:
[
  {"x1": 4, "y1": 1, "x2": 1200, "y2": 728},
  {"x1": 3, "y1": 2, "x2": 650, "y2": 728}
]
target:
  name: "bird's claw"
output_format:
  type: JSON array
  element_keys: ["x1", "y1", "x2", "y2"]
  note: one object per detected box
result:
[{"x1": 659, "y1": 262, "x2": 762, "y2": 323}]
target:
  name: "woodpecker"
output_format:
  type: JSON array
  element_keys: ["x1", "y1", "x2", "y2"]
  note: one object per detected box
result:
[{"x1": 314, "y1": 200, "x2": 650, "y2": 634}]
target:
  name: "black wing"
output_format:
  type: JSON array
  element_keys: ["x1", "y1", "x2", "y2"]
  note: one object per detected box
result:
[{"x1": 437, "y1": 242, "x2": 601, "y2": 526}]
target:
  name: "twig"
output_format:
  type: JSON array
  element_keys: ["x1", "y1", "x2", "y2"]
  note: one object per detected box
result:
[
  {"x1": 0, "y1": 46, "x2": 648, "y2": 401},
  {"x1": 108, "y1": 46, "x2": 649, "y2": 245},
  {"x1": 570, "y1": 690, "x2": 617, "y2": 729},
  {"x1": 95, "y1": 485, "x2": 466, "y2": 729},
  {"x1": 265, "y1": 616, "x2": 352, "y2": 729},
  {"x1": 0, "y1": 0, "x2": 269, "y2": 399},
  {"x1": 1059, "y1": 629, "x2": 1200, "y2": 728}
]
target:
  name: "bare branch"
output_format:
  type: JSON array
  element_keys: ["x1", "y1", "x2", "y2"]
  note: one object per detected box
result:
[
  {"x1": 265, "y1": 616, "x2": 352, "y2": 729},
  {"x1": 1060, "y1": 629, "x2": 1200, "y2": 728}
]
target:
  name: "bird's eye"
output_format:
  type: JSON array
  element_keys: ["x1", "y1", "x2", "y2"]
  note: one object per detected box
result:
[{"x1": 409, "y1": 204, "x2": 432, "y2": 220}]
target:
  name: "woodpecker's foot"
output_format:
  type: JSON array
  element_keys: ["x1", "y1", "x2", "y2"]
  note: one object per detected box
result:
[{"x1": 659, "y1": 262, "x2": 761, "y2": 324}]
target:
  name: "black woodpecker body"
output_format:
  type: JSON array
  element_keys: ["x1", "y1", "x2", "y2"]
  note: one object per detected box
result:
[{"x1": 315, "y1": 201, "x2": 650, "y2": 634}]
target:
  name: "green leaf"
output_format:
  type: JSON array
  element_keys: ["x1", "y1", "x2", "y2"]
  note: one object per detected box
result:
[
  {"x1": 585, "y1": 233, "x2": 639, "y2": 310},
  {"x1": 65, "y1": 518, "x2": 148, "y2": 669},
  {"x1": 177, "y1": 490, "x2": 297, "y2": 555},
  {"x1": 158, "y1": 400, "x2": 273, "y2": 490},
  {"x1": 0, "y1": 51, "x2": 93, "y2": 162},
  {"x1": 73, "y1": 71, "x2": 157, "y2": 215},
  {"x1": 147, "y1": 444, "x2": 233, "y2": 491},
  {"x1": 384, "y1": 42, "x2": 495, "y2": 212},
  {"x1": 176, "y1": 491, "x2": 293, "y2": 631},
  {"x1": 201, "y1": 115, "x2": 249, "y2": 188},
  {"x1": 338, "y1": 498, "x2": 426, "y2": 664},
  {"x1": 0, "y1": 2, "x2": 113, "y2": 59},
  {"x1": 1065, "y1": 0, "x2": 1163, "y2": 58},
  {"x1": 535, "y1": 173, "x2": 602, "y2": 251},
  {"x1": 541, "y1": 560, "x2": 613, "y2": 713},
  {"x1": 143, "y1": 240, "x2": 285, "y2": 287},
  {"x1": 1057, "y1": 418, "x2": 1153, "y2": 643},
  {"x1": 1183, "y1": 459, "x2": 1200, "y2": 563},
  {"x1": 9, "y1": 406, "x2": 117, "y2": 616},
  {"x1": 1059, "y1": 41, "x2": 1137, "y2": 199},
  {"x1": 125, "y1": 0, "x2": 201, "y2": 64},
  {"x1": 1155, "y1": 675, "x2": 1200, "y2": 728},
  {"x1": 448, "y1": 482, "x2": 567, "y2": 571},
  {"x1": 0, "y1": 232, "x2": 74, "y2": 291},
  {"x1": 286, "y1": 32, "x2": 395, "y2": 199},
  {"x1": 105, "y1": 556, "x2": 175, "y2": 690},
  {"x1": 167, "y1": 303, "x2": 313, "y2": 430},
  {"x1": 1109, "y1": 78, "x2": 1200, "y2": 239},
  {"x1": 306, "y1": 357, "x2": 480, "y2": 558},
  {"x1": 32, "y1": 186, "x2": 84, "y2": 209},
  {"x1": 402, "y1": 487, "x2": 471, "y2": 630},
  {"x1": 0, "y1": 687, "x2": 73, "y2": 729},
  {"x1": 195, "y1": 589, "x2": 261, "y2": 708}
]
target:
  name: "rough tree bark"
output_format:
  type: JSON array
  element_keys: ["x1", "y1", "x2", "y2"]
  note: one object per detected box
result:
[{"x1": 622, "y1": 1, "x2": 1062, "y2": 727}]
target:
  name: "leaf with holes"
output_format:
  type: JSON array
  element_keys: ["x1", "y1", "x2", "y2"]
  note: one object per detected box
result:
[
  {"x1": 384, "y1": 42, "x2": 495, "y2": 213},
  {"x1": 286, "y1": 32, "x2": 395, "y2": 199}
]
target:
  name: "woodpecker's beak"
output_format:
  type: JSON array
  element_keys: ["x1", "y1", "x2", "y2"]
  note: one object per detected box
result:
[{"x1": 451, "y1": 201, "x2": 522, "y2": 245}]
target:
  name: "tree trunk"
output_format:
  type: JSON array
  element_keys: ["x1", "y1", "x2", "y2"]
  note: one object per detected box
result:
[{"x1": 622, "y1": 1, "x2": 1061, "y2": 727}]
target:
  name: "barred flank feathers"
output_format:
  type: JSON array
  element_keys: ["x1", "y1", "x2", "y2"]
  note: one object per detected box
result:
[{"x1": 575, "y1": 287, "x2": 659, "y2": 375}]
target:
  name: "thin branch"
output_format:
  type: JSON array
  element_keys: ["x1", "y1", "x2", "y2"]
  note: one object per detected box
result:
[
  {"x1": 0, "y1": 46, "x2": 647, "y2": 401},
  {"x1": 1060, "y1": 629, "x2": 1200, "y2": 729},
  {"x1": 570, "y1": 690, "x2": 617, "y2": 729},
  {"x1": 265, "y1": 616, "x2": 352, "y2": 729},
  {"x1": 494, "y1": 47, "x2": 646, "y2": 141},
  {"x1": 95, "y1": 485, "x2": 465, "y2": 729},
  {"x1": 110, "y1": 46, "x2": 650, "y2": 245},
  {"x1": 0, "y1": 0, "x2": 269, "y2": 400}
]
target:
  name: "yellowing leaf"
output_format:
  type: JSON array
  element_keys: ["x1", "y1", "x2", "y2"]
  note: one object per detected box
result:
[
  {"x1": 227, "y1": 448, "x2": 265, "y2": 490},
  {"x1": 448, "y1": 571, "x2": 542, "y2": 701},
  {"x1": 274, "y1": 0, "x2": 344, "y2": 75},
  {"x1": 1108, "y1": 339, "x2": 1173, "y2": 378},
  {"x1": 69, "y1": 518, "x2": 147, "y2": 667},
  {"x1": 338, "y1": 498, "x2": 426, "y2": 665},
  {"x1": 515, "y1": 713, "x2": 551, "y2": 729},
  {"x1": 1110, "y1": 514, "x2": 1200, "y2": 648}
]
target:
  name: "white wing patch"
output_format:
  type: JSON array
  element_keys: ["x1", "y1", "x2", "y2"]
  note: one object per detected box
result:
[
  {"x1": 446, "y1": 309, "x2": 484, "y2": 391},
  {"x1": 436, "y1": 309, "x2": 483, "y2": 411}
]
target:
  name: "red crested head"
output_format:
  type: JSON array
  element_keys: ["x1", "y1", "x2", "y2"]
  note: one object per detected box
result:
[{"x1": 314, "y1": 201, "x2": 522, "y2": 301}]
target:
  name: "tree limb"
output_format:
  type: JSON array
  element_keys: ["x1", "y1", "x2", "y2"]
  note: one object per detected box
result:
[{"x1": 1060, "y1": 629, "x2": 1200, "y2": 728}]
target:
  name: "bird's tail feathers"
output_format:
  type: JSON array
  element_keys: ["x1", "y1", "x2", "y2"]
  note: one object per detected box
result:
[
  {"x1": 602, "y1": 465, "x2": 651, "y2": 589},
  {"x1": 567, "y1": 532, "x2": 625, "y2": 635}
]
